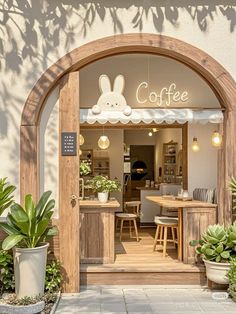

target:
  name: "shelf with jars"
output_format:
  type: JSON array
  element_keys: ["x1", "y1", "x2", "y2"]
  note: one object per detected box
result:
[{"x1": 162, "y1": 140, "x2": 178, "y2": 184}]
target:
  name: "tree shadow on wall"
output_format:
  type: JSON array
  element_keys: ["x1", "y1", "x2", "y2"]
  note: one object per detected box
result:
[
  {"x1": 0, "y1": 0, "x2": 235, "y2": 75},
  {"x1": 0, "y1": 0, "x2": 235, "y2": 152}
]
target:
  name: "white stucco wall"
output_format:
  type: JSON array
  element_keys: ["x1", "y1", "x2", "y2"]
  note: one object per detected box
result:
[{"x1": 0, "y1": 1, "x2": 235, "y2": 201}]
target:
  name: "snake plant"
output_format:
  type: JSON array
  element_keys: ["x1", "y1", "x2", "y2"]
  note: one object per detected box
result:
[
  {"x1": 0, "y1": 178, "x2": 16, "y2": 216},
  {"x1": 0, "y1": 191, "x2": 58, "y2": 250}
]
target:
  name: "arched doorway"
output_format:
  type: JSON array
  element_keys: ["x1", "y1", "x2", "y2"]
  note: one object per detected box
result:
[{"x1": 20, "y1": 33, "x2": 236, "y2": 292}]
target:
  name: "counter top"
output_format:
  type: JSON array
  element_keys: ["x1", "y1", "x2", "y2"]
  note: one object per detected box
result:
[
  {"x1": 136, "y1": 187, "x2": 160, "y2": 190},
  {"x1": 79, "y1": 199, "x2": 120, "y2": 208},
  {"x1": 146, "y1": 196, "x2": 217, "y2": 208}
]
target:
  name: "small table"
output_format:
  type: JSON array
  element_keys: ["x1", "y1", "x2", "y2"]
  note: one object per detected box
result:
[{"x1": 146, "y1": 196, "x2": 217, "y2": 263}]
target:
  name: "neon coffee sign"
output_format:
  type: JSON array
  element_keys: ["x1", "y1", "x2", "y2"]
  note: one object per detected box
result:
[{"x1": 136, "y1": 82, "x2": 189, "y2": 107}]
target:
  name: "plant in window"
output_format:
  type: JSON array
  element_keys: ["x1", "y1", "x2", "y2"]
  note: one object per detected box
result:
[
  {"x1": 80, "y1": 161, "x2": 91, "y2": 176},
  {"x1": 86, "y1": 175, "x2": 121, "y2": 193}
]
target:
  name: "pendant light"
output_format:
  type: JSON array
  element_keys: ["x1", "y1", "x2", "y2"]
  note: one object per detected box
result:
[
  {"x1": 79, "y1": 134, "x2": 84, "y2": 146},
  {"x1": 211, "y1": 131, "x2": 222, "y2": 147},
  {"x1": 148, "y1": 131, "x2": 153, "y2": 137},
  {"x1": 98, "y1": 135, "x2": 110, "y2": 149},
  {"x1": 192, "y1": 137, "x2": 200, "y2": 152}
]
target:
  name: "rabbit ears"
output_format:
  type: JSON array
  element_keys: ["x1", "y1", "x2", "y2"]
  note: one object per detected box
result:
[{"x1": 99, "y1": 74, "x2": 125, "y2": 94}]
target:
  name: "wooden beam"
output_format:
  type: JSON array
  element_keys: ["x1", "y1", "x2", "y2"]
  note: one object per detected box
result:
[
  {"x1": 59, "y1": 72, "x2": 80, "y2": 292},
  {"x1": 182, "y1": 123, "x2": 188, "y2": 190},
  {"x1": 20, "y1": 125, "x2": 39, "y2": 204}
]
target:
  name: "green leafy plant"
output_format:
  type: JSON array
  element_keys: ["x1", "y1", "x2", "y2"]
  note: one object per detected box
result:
[
  {"x1": 227, "y1": 258, "x2": 236, "y2": 301},
  {"x1": 86, "y1": 175, "x2": 121, "y2": 193},
  {"x1": 190, "y1": 223, "x2": 236, "y2": 263},
  {"x1": 229, "y1": 176, "x2": 236, "y2": 212},
  {"x1": 0, "y1": 250, "x2": 14, "y2": 294},
  {"x1": 80, "y1": 161, "x2": 91, "y2": 176},
  {"x1": 0, "y1": 177, "x2": 16, "y2": 216},
  {"x1": 0, "y1": 191, "x2": 58, "y2": 250},
  {"x1": 45, "y1": 260, "x2": 62, "y2": 293}
]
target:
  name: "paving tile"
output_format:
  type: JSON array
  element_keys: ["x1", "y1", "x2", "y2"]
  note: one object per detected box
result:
[
  {"x1": 101, "y1": 302, "x2": 127, "y2": 312},
  {"x1": 126, "y1": 302, "x2": 152, "y2": 312}
]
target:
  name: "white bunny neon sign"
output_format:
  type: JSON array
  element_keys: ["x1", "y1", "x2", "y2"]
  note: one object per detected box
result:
[{"x1": 92, "y1": 74, "x2": 132, "y2": 116}]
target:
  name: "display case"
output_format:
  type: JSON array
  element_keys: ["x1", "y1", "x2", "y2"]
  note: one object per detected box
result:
[{"x1": 162, "y1": 141, "x2": 178, "y2": 184}]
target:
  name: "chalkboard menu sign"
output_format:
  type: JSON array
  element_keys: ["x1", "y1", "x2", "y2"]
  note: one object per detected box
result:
[{"x1": 61, "y1": 132, "x2": 77, "y2": 156}]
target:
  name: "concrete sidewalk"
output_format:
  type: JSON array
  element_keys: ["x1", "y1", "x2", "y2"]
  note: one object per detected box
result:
[{"x1": 55, "y1": 285, "x2": 236, "y2": 314}]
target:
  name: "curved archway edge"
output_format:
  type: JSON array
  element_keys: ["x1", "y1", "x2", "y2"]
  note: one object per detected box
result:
[{"x1": 20, "y1": 33, "x2": 236, "y2": 225}]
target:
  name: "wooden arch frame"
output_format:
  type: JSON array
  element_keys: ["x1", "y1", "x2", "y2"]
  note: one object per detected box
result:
[{"x1": 21, "y1": 33, "x2": 236, "y2": 224}]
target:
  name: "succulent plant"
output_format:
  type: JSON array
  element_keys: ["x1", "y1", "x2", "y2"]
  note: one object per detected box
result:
[{"x1": 190, "y1": 223, "x2": 236, "y2": 263}]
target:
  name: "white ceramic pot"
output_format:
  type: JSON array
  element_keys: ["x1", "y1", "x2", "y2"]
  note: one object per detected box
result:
[
  {"x1": 204, "y1": 259, "x2": 230, "y2": 284},
  {"x1": 98, "y1": 191, "x2": 109, "y2": 203},
  {"x1": 13, "y1": 243, "x2": 49, "y2": 298}
]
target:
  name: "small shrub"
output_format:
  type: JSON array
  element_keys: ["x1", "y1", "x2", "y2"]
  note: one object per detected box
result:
[
  {"x1": 227, "y1": 258, "x2": 236, "y2": 301},
  {"x1": 45, "y1": 260, "x2": 62, "y2": 293},
  {"x1": 0, "y1": 250, "x2": 14, "y2": 294}
]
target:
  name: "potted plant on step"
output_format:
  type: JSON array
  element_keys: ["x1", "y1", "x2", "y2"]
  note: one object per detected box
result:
[
  {"x1": 86, "y1": 175, "x2": 121, "y2": 203},
  {"x1": 227, "y1": 258, "x2": 236, "y2": 301},
  {"x1": 0, "y1": 191, "x2": 58, "y2": 298},
  {"x1": 190, "y1": 222, "x2": 236, "y2": 284}
]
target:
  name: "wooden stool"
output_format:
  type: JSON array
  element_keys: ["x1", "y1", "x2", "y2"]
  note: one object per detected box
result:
[
  {"x1": 116, "y1": 213, "x2": 139, "y2": 241},
  {"x1": 153, "y1": 217, "x2": 178, "y2": 257}
]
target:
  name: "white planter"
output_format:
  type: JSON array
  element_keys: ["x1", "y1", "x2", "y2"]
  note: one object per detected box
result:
[
  {"x1": 204, "y1": 259, "x2": 230, "y2": 284},
  {"x1": 13, "y1": 243, "x2": 49, "y2": 298},
  {"x1": 98, "y1": 192, "x2": 109, "y2": 203}
]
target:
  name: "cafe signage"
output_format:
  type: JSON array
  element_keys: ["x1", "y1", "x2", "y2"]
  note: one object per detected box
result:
[
  {"x1": 136, "y1": 82, "x2": 189, "y2": 107},
  {"x1": 61, "y1": 132, "x2": 77, "y2": 156}
]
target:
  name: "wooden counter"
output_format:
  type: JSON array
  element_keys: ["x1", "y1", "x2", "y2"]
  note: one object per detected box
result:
[
  {"x1": 146, "y1": 196, "x2": 217, "y2": 264},
  {"x1": 79, "y1": 199, "x2": 120, "y2": 264}
]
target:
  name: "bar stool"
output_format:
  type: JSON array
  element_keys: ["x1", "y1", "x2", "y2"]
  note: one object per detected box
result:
[
  {"x1": 116, "y1": 201, "x2": 141, "y2": 241},
  {"x1": 153, "y1": 216, "x2": 178, "y2": 257}
]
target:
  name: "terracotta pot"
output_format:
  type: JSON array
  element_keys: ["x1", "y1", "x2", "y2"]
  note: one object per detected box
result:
[
  {"x1": 98, "y1": 192, "x2": 109, "y2": 203},
  {"x1": 204, "y1": 259, "x2": 230, "y2": 284},
  {"x1": 14, "y1": 243, "x2": 49, "y2": 298}
]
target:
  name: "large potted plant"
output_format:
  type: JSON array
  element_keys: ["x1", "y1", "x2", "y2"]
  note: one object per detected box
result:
[
  {"x1": 190, "y1": 223, "x2": 236, "y2": 284},
  {"x1": 0, "y1": 191, "x2": 58, "y2": 298},
  {"x1": 87, "y1": 175, "x2": 121, "y2": 203},
  {"x1": 0, "y1": 177, "x2": 16, "y2": 215}
]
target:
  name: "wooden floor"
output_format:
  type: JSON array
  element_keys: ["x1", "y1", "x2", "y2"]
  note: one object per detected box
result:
[{"x1": 81, "y1": 227, "x2": 206, "y2": 285}]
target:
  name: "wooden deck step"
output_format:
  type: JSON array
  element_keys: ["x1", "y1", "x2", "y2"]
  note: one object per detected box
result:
[{"x1": 80, "y1": 227, "x2": 206, "y2": 285}]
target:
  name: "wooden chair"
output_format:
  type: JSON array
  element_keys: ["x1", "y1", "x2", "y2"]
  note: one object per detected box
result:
[
  {"x1": 153, "y1": 216, "x2": 178, "y2": 257},
  {"x1": 115, "y1": 201, "x2": 141, "y2": 242}
]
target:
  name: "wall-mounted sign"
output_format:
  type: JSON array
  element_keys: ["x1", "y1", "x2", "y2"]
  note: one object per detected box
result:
[
  {"x1": 61, "y1": 132, "x2": 77, "y2": 156},
  {"x1": 91, "y1": 74, "x2": 132, "y2": 116},
  {"x1": 136, "y1": 82, "x2": 189, "y2": 107}
]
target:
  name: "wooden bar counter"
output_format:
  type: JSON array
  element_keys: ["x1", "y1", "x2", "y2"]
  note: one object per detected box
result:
[
  {"x1": 79, "y1": 199, "x2": 120, "y2": 264},
  {"x1": 146, "y1": 196, "x2": 217, "y2": 264}
]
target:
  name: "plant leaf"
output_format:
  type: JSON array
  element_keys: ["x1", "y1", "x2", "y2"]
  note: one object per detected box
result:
[{"x1": 2, "y1": 234, "x2": 25, "y2": 250}]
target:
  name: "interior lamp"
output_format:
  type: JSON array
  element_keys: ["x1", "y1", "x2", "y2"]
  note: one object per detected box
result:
[
  {"x1": 79, "y1": 134, "x2": 85, "y2": 146},
  {"x1": 192, "y1": 137, "x2": 200, "y2": 152},
  {"x1": 211, "y1": 131, "x2": 222, "y2": 147},
  {"x1": 148, "y1": 131, "x2": 153, "y2": 137},
  {"x1": 98, "y1": 135, "x2": 110, "y2": 149}
]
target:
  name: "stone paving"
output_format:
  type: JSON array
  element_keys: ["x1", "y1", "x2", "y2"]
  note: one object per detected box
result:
[{"x1": 55, "y1": 285, "x2": 236, "y2": 314}]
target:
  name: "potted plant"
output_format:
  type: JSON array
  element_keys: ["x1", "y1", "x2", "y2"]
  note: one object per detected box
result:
[
  {"x1": 86, "y1": 175, "x2": 121, "y2": 203},
  {"x1": 0, "y1": 191, "x2": 58, "y2": 298},
  {"x1": 79, "y1": 161, "x2": 91, "y2": 199},
  {"x1": 190, "y1": 223, "x2": 236, "y2": 284},
  {"x1": 0, "y1": 177, "x2": 16, "y2": 216},
  {"x1": 227, "y1": 258, "x2": 236, "y2": 301}
]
